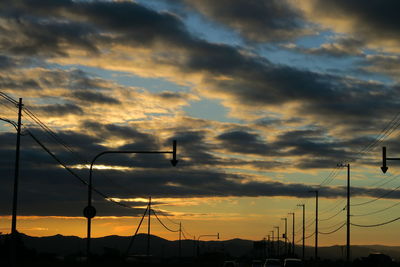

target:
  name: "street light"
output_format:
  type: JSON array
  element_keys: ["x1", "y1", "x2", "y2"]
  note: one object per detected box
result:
[
  {"x1": 297, "y1": 204, "x2": 305, "y2": 260},
  {"x1": 288, "y1": 212, "x2": 295, "y2": 256},
  {"x1": 85, "y1": 140, "x2": 178, "y2": 260},
  {"x1": 1, "y1": 97, "x2": 23, "y2": 267},
  {"x1": 274, "y1": 226, "x2": 280, "y2": 257},
  {"x1": 197, "y1": 233, "x2": 219, "y2": 257},
  {"x1": 281, "y1": 218, "x2": 287, "y2": 256}
]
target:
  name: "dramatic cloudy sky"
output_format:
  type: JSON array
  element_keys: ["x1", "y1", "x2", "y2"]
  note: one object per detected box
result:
[{"x1": 1, "y1": 0, "x2": 400, "y2": 247}]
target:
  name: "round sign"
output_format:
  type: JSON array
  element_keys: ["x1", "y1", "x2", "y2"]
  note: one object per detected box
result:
[{"x1": 83, "y1": 205, "x2": 96, "y2": 219}]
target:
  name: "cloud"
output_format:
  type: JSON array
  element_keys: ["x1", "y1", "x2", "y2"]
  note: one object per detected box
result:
[
  {"x1": 172, "y1": 0, "x2": 309, "y2": 43},
  {"x1": 0, "y1": 10, "x2": 100, "y2": 57},
  {"x1": 216, "y1": 130, "x2": 271, "y2": 156},
  {"x1": 70, "y1": 91, "x2": 121, "y2": 105},
  {"x1": 32, "y1": 103, "x2": 84, "y2": 117},
  {"x1": 289, "y1": 37, "x2": 365, "y2": 58},
  {"x1": 299, "y1": 0, "x2": 400, "y2": 53}
]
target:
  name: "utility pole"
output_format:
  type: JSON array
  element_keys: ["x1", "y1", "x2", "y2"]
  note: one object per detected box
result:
[
  {"x1": 147, "y1": 196, "x2": 151, "y2": 257},
  {"x1": 270, "y1": 230, "x2": 274, "y2": 257},
  {"x1": 197, "y1": 233, "x2": 219, "y2": 257},
  {"x1": 11, "y1": 98, "x2": 23, "y2": 267},
  {"x1": 274, "y1": 226, "x2": 280, "y2": 258},
  {"x1": 179, "y1": 222, "x2": 182, "y2": 259},
  {"x1": 338, "y1": 163, "x2": 350, "y2": 263},
  {"x1": 267, "y1": 235, "x2": 271, "y2": 257},
  {"x1": 309, "y1": 190, "x2": 319, "y2": 260},
  {"x1": 281, "y1": 218, "x2": 288, "y2": 256},
  {"x1": 297, "y1": 204, "x2": 305, "y2": 260},
  {"x1": 288, "y1": 212, "x2": 295, "y2": 256},
  {"x1": 84, "y1": 141, "x2": 178, "y2": 260}
]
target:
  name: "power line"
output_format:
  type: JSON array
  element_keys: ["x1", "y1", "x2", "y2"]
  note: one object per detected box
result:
[
  {"x1": 319, "y1": 220, "x2": 346, "y2": 231},
  {"x1": 351, "y1": 182, "x2": 400, "y2": 207},
  {"x1": 352, "y1": 201, "x2": 400, "y2": 217},
  {"x1": 319, "y1": 207, "x2": 345, "y2": 221},
  {"x1": 351, "y1": 216, "x2": 400, "y2": 228},
  {"x1": 152, "y1": 209, "x2": 179, "y2": 232},
  {"x1": 319, "y1": 222, "x2": 346, "y2": 235}
]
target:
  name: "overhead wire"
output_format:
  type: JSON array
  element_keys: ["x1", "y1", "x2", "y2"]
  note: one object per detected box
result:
[
  {"x1": 351, "y1": 216, "x2": 400, "y2": 228},
  {"x1": 319, "y1": 222, "x2": 346, "y2": 235},
  {"x1": 152, "y1": 209, "x2": 179, "y2": 233},
  {"x1": 319, "y1": 207, "x2": 345, "y2": 221},
  {"x1": 352, "y1": 201, "x2": 400, "y2": 217},
  {"x1": 1, "y1": 92, "x2": 196, "y2": 243}
]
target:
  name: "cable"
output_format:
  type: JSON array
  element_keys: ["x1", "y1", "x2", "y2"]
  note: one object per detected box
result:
[
  {"x1": 27, "y1": 130, "x2": 132, "y2": 209},
  {"x1": 351, "y1": 216, "x2": 400, "y2": 228},
  {"x1": 305, "y1": 219, "x2": 315, "y2": 230},
  {"x1": 125, "y1": 203, "x2": 149, "y2": 255},
  {"x1": 319, "y1": 207, "x2": 345, "y2": 221},
  {"x1": 319, "y1": 220, "x2": 346, "y2": 231},
  {"x1": 182, "y1": 225, "x2": 193, "y2": 238},
  {"x1": 305, "y1": 232, "x2": 315, "y2": 240},
  {"x1": 351, "y1": 183, "x2": 400, "y2": 207},
  {"x1": 352, "y1": 201, "x2": 400, "y2": 217},
  {"x1": 152, "y1": 209, "x2": 179, "y2": 232},
  {"x1": 181, "y1": 230, "x2": 188, "y2": 240},
  {"x1": 319, "y1": 199, "x2": 346, "y2": 215},
  {"x1": 319, "y1": 222, "x2": 346, "y2": 235},
  {"x1": 0, "y1": 92, "x2": 18, "y2": 105}
]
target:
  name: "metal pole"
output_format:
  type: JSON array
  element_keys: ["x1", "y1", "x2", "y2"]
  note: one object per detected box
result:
[
  {"x1": 11, "y1": 98, "x2": 22, "y2": 267},
  {"x1": 193, "y1": 235, "x2": 196, "y2": 258},
  {"x1": 297, "y1": 204, "x2": 305, "y2": 260},
  {"x1": 84, "y1": 144, "x2": 178, "y2": 260},
  {"x1": 271, "y1": 230, "x2": 274, "y2": 257},
  {"x1": 289, "y1": 212, "x2": 295, "y2": 256},
  {"x1": 347, "y1": 164, "x2": 350, "y2": 263},
  {"x1": 274, "y1": 226, "x2": 280, "y2": 258},
  {"x1": 147, "y1": 196, "x2": 151, "y2": 257},
  {"x1": 282, "y1": 218, "x2": 287, "y2": 256},
  {"x1": 309, "y1": 190, "x2": 319, "y2": 260},
  {"x1": 179, "y1": 222, "x2": 182, "y2": 259},
  {"x1": 302, "y1": 205, "x2": 305, "y2": 260}
]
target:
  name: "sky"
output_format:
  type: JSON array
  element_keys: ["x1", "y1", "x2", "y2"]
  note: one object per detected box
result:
[{"x1": 1, "y1": 0, "x2": 400, "y2": 248}]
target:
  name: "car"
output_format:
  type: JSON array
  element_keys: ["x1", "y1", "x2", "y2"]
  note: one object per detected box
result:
[
  {"x1": 283, "y1": 258, "x2": 303, "y2": 267},
  {"x1": 264, "y1": 258, "x2": 281, "y2": 267},
  {"x1": 252, "y1": 260, "x2": 263, "y2": 267},
  {"x1": 223, "y1": 260, "x2": 238, "y2": 267}
]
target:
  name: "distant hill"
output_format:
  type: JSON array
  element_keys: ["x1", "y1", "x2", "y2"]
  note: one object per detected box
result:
[{"x1": 1, "y1": 233, "x2": 400, "y2": 261}]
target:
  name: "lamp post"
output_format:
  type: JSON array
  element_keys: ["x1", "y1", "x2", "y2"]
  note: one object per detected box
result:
[
  {"x1": 281, "y1": 218, "x2": 287, "y2": 256},
  {"x1": 274, "y1": 226, "x2": 280, "y2": 258},
  {"x1": 85, "y1": 140, "x2": 178, "y2": 260},
  {"x1": 338, "y1": 163, "x2": 350, "y2": 263},
  {"x1": 197, "y1": 233, "x2": 219, "y2": 257},
  {"x1": 1, "y1": 97, "x2": 23, "y2": 267},
  {"x1": 297, "y1": 204, "x2": 305, "y2": 260},
  {"x1": 270, "y1": 230, "x2": 275, "y2": 257},
  {"x1": 309, "y1": 190, "x2": 319, "y2": 261},
  {"x1": 288, "y1": 212, "x2": 295, "y2": 256}
]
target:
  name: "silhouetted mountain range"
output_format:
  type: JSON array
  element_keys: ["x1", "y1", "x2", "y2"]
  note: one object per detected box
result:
[{"x1": 1, "y1": 233, "x2": 399, "y2": 261}]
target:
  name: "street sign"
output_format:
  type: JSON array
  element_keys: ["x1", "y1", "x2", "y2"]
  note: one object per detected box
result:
[{"x1": 83, "y1": 205, "x2": 96, "y2": 219}]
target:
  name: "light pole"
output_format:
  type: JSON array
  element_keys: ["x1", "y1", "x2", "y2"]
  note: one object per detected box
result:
[
  {"x1": 297, "y1": 204, "x2": 305, "y2": 260},
  {"x1": 309, "y1": 190, "x2": 319, "y2": 260},
  {"x1": 85, "y1": 140, "x2": 178, "y2": 260},
  {"x1": 270, "y1": 230, "x2": 274, "y2": 257},
  {"x1": 274, "y1": 226, "x2": 280, "y2": 258},
  {"x1": 281, "y1": 218, "x2": 287, "y2": 256},
  {"x1": 288, "y1": 212, "x2": 295, "y2": 256},
  {"x1": 197, "y1": 233, "x2": 219, "y2": 257},
  {"x1": 338, "y1": 163, "x2": 350, "y2": 263},
  {"x1": 1, "y1": 97, "x2": 23, "y2": 267}
]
